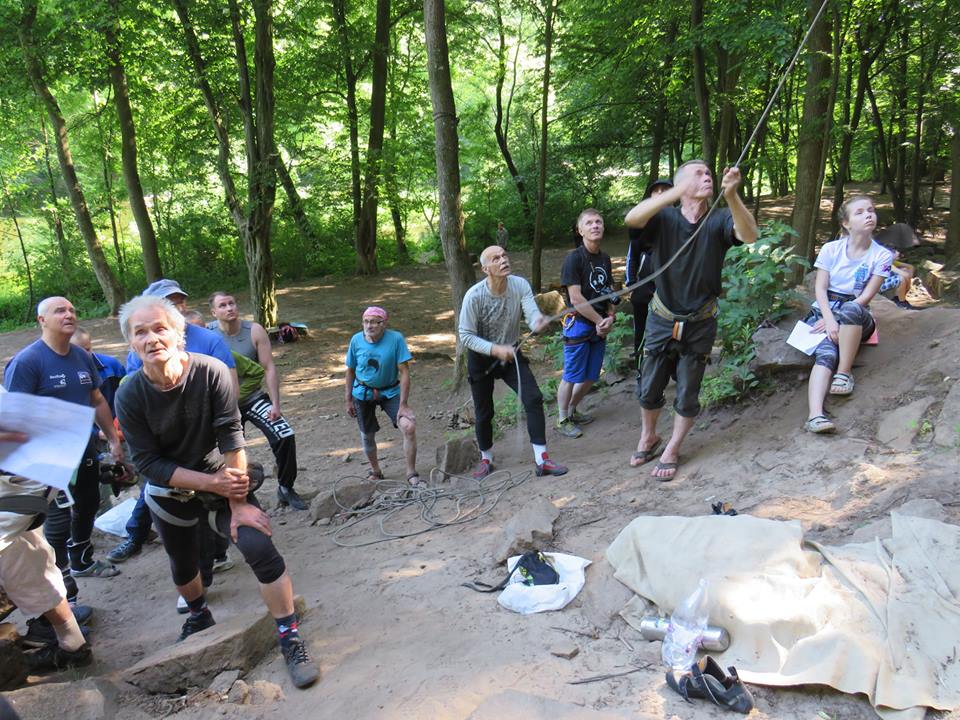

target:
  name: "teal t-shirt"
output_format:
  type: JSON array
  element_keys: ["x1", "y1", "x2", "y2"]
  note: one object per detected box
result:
[{"x1": 345, "y1": 329, "x2": 412, "y2": 401}]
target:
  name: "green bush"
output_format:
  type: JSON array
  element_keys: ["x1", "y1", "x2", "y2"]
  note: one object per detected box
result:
[{"x1": 701, "y1": 221, "x2": 807, "y2": 407}]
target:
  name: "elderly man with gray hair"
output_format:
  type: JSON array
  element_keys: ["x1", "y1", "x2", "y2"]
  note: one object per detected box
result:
[
  {"x1": 114, "y1": 294, "x2": 318, "y2": 688},
  {"x1": 458, "y1": 245, "x2": 567, "y2": 480}
]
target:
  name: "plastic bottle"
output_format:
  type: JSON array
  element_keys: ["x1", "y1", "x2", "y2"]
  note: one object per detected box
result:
[{"x1": 661, "y1": 578, "x2": 711, "y2": 671}]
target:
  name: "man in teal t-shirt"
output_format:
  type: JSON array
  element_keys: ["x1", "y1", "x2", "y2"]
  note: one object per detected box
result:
[{"x1": 344, "y1": 306, "x2": 420, "y2": 485}]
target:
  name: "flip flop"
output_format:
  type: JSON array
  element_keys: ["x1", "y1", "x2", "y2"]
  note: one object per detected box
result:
[
  {"x1": 366, "y1": 469, "x2": 384, "y2": 480},
  {"x1": 652, "y1": 460, "x2": 678, "y2": 482},
  {"x1": 629, "y1": 439, "x2": 662, "y2": 467},
  {"x1": 406, "y1": 473, "x2": 423, "y2": 488}
]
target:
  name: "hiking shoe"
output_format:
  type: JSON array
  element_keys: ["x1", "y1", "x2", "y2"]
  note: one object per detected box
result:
[
  {"x1": 177, "y1": 608, "x2": 215, "y2": 642},
  {"x1": 70, "y1": 560, "x2": 120, "y2": 578},
  {"x1": 536, "y1": 455, "x2": 568, "y2": 477},
  {"x1": 569, "y1": 409, "x2": 594, "y2": 425},
  {"x1": 26, "y1": 642, "x2": 92, "y2": 673},
  {"x1": 107, "y1": 538, "x2": 142, "y2": 563},
  {"x1": 471, "y1": 459, "x2": 494, "y2": 480},
  {"x1": 281, "y1": 638, "x2": 319, "y2": 688},
  {"x1": 22, "y1": 616, "x2": 56, "y2": 648},
  {"x1": 277, "y1": 485, "x2": 308, "y2": 511},
  {"x1": 894, "y1": 298, "x2": 919, "y2": 310},
  {"x1": 555, "y1": 418, "x2": 583, "y2": 438},
  {"x1": 212, "y1": 556, "x2": 234, "y2": 574}
]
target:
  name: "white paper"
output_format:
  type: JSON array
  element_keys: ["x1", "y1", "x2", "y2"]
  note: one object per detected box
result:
[
  {"x1": 786, "y1": 320, "x2": 827, "y2": 356},
  {"x1": 0, "y1": 391, "x2": 95, "y2": 490}
]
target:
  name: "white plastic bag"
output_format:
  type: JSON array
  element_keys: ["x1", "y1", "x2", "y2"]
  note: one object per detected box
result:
[
  {"x1": 94, "y1": 497, "x2": 137, "y2": 537},
  {"x1": 497, "y1": 552, "x2": 591, "y2": 615}
]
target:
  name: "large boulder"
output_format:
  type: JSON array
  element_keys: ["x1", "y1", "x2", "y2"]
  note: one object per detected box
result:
[
  {"x1": 493, "y1": 498, "x2": 560, "y2": 563},
  {"x1": 309, "y1": 482, "x2": 377, "y2": 524},
  {"x1": 3, "y1": 680, "x2": 106, "y2": 720},
  {"x1": 436, "y1": 437, "x2": 480, "y2": 476},
  {"x1": 749, "y1": 322, "x2": 814, "y2": 374},
  {"x1": 535, "y1": 290, "x2": 566, "y2": 318},
  {"x1": 122, "y1": 596, "x2": 307, "y2": 694},
  {"x1": 578, "y1": 553, "x2": 636, "y2": 631},
  {"x1": 919, "y1": 260, "x2": 960, "y2": 300},
  {"x1": 934, "y1": 379, "x2": 960, "y2": 448}
]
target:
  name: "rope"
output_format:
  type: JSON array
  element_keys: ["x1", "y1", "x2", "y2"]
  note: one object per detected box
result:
[
  {"x1": 325, "y1": 467, "x2": 530, "y2": 547},
  {"x1": 501, "y1": 0, "x2": 832, "y2": 354}
]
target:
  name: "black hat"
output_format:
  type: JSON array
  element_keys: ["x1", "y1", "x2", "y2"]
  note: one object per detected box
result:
[{"x1": 643, "y1": 178, "x2": 673, "y2": 200}]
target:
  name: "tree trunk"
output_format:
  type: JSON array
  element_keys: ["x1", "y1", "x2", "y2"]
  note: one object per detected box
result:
[
  {"x1": 648, "y1": 21, "x2": 678, "y2": 185},
  {"x1": 531, "y1": 0, "x2": 557, "y2": 293},
  {"x1": 0, "y1": 169, "x2": 35, "y2": 321},
  {"x1": 355, "y1": 0, "x2": 391, "y2": 275},
  {"x1": 172, "y1": 0, "x2": 277, "y2": 326},
  {"x1": 276, "y1": 154, "x2": 321, "y2": 247},
  {"x1": 788, "y1": 0, "x2": 832, "y2": 282},
  {"x1": 19, "y1": 1, "x2": 125, "y2": 314},
  {"x1": 831, "y1": 44, "x2": 871, "y2": 231},
  {"x1": 39, "y1": 114, "x2": 69, "y2": 267},
  {"x1": 714, "y1": 47, "x2": 742, "y2": 169},
  {"x1": 947, "y1": 128, "x2": 960, "y2": 269},
  {"x1": 493, "y1": 0, "x2": 532, "y2": 238},
  {"x1": 331, "y1": 0, "x2": 363, "y2": 268},
  {"x1": 691, "y1": 0, "x2": 715, "y2": 173},
  {"x1": 92, "y1": 89, "x2": 126, "y2": 281},
  {"x1": 865, "y1": 74, "x2": 905, "y2": 219},
  {"x1": 423, "y1": 0, "x2": 477, "y2": 384},
  {"x1": 103, "y1": 0, "x2": 162, "y2": 283}
]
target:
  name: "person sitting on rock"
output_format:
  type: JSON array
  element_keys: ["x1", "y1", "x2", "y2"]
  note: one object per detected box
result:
[
  {"x1": 344, "y1": 306, "x2": 419, "y2": 486},
  {"x1": 874, "y1": 223, "x2": 921, "y2": 310},
  {"x1": 114, "y1": 295, "x2": 318, "y2": 689},
  {"x1": 803, "y1": 196, "x2": 893, "y2": 434}
]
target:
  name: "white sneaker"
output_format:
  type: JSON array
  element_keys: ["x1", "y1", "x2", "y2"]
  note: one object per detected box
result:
[{"x1": 212, "y1": 556, "x2": 234, "y2": 574}]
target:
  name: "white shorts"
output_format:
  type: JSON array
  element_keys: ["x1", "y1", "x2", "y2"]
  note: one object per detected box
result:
[{"x1": 0, "y1": 528, "x2": 65, "y2": 617}]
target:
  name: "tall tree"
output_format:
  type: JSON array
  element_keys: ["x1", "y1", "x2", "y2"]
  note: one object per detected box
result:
[
  {"x1": 423, "y1": 0, "x2": 476, "y2": 379},
  {"x1": 172, "y1": 0, "x2": 278, "y2": 326},
  {"x1": 18, "y1": 0, "x2": 125, "y2": 314},
  {"x1": 531, "y1": 0, "x2": 558, "y2": 292},
  {"x1": 947, "y1": 127, "x2": 960, "y2": 269},
  {"x1": 102, "y1": 0, "x2": 163, "y2": 282},
  {"x1": 691, "y1": 0, "x2": 715, "y2": 174}
]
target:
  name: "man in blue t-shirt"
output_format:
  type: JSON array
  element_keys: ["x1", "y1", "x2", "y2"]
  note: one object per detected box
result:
[
  {"x1": 344, "y1": 306, "x2": 420, "y2": 485},
  {"x1": 3, "y1": 296, "x2": 126, "y2": 596},
  {"x1": 108, "y1": 279, "x2": 239, "y2": 565}
]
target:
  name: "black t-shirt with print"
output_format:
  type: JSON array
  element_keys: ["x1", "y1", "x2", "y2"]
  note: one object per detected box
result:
[
  {"x1": 636, "y1": 206, "x2": 740, "y2": 315},
  {"x1": 561, "y1": 245, "x2": 614, "y2": 318}
]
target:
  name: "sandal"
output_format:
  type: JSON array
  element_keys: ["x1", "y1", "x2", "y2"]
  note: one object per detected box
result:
[
  {"x1": 666, "y1": 655, "x2": 755, "y2": 714},
  {"x1": 366, "y1": 469, "x2": 384, "y2": 480},
  {"x1": 804, "y1": 414, "x2": 836, "y2": 434},
  {"x1": 406, "y1": 473, "x2": 423, "y2": 488},
  {"x1": 829, "y1": 372, "x2": 854, "y2": 395},
  {"x1": 652, "y1": 460, "x2": 678, "y2": 482},
  {"x1": 629, "y1": 439, "x2": 662, "y2": 467}
]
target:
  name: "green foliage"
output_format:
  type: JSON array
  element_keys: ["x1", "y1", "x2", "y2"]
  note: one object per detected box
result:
[
  {"x1": 701, "y1": 222, "x2": 807, "y2": 407},
  {"x1": 602, "y1": 311, "x2": 635, "y2": 375}
]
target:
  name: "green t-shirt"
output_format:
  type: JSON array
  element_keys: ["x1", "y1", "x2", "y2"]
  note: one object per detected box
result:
[{"x1": 232, "y1": 351, "x2": 264, "y2": 403}]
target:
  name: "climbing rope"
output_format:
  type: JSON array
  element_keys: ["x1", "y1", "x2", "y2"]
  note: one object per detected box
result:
[{"x1": 325, "y1": 467, "x2": 531, "y2": 547}]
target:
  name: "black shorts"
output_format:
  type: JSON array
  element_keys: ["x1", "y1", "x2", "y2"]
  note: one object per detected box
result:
[{"x1": 353, "y1": 395, "x2": 401, "y2": 435}]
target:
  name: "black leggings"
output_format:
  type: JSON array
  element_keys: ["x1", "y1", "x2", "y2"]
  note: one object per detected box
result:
[
  {"x1": 240, "y1": 393, "x2": 298, "y2": 489},
  {"x1": 467, "y1": 350, "x2": 546, "y2": 450},
  {"x1": 148, "y1": 492, "x2": 285, "y2": 587}
]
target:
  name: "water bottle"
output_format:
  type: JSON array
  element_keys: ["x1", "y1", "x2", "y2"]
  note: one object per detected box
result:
[{"x1": 661, "y1": 578, "x2": 711, "y2": 671}]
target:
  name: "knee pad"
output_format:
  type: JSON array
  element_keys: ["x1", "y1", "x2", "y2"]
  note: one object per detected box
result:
[{"x1": 236, "y1": 527, "x2": 286, "y2": 584}]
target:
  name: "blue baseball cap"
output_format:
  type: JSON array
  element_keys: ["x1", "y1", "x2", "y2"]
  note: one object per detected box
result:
[{"x1": 143, "y1": 279, "x2": 188, "y2": 298}]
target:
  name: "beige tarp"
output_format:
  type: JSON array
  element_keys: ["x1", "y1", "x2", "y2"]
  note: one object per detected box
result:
[{"x1": 606, "y1": 513, "x2": 960, "y2": 720}]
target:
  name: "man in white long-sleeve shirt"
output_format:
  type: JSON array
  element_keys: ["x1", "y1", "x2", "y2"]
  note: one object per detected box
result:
[{"x1": 458, "y1": 246, "x2": 568, "y2": 479}]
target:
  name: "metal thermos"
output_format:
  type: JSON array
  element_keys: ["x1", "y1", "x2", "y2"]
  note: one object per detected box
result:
[{"x1": 639, "y1": 615, "x2": 731, "y2": 652}]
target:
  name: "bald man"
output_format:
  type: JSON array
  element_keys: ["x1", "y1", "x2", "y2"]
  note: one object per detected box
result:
[
  {"x1": 458, "y1": 246, "x2": 567, "y2": 479},
  {"x1": 3, "y1": 297, "x2": 125, "y2": 600}
]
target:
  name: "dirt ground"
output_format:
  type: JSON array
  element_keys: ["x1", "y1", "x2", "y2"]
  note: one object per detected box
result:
[{"x1": 2, "y1": 226, "x2": 960, "y2": 719}]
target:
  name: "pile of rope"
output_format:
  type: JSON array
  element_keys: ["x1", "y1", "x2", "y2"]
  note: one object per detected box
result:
[{"x1": 325, "y1": 467, "x2": 530, "y2": 547}]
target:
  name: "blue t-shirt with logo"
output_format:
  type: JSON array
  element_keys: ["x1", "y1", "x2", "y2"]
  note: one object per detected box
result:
[
  {"x1": 345, "y1": 329, "x2": 412, "y2": 401},
  {"x1": 125, "y1": 323, "x2": 236, "y2": 373},
  {"x1": 3, "y1": 339, "x2": 102, "y2": 406}
]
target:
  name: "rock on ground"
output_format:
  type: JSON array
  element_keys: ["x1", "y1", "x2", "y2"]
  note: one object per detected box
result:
[
  {"x1": 209, "y1": 669, "x2": 241, "y2": 696},
  {"x1": 122, "y1": 596, "x2": 306, "y2": 694},
  {"x1": 848, "y1": 499, "x2": 947, "y2": 544},
  {"x1": 578, "y1": 553, "x2": 635, "y2": 631},
  {"x1": 0, "y1": 622, "x2": 26, "y2": 691},
  {"x1": 436, "y1": 436, "x2": 480, "y2": 476},
  {"x1": 876, "y1": 397, "x2": 933, "y2": 451},
  {"x1": 309, "y1": 482, "x2": 376, "y2": 523},
  {"x1": 3, "y1": 680, "x2": 105, "y2": 720},
  {"x1": 494, "y1": 498, "x2": 560, "y2": 563},
  {"x1": 750, "y1": 323, "x2": 814, "y2": 374},
  {"x1": 934, "y1": 379, "x2": 960, "y2": 448}
]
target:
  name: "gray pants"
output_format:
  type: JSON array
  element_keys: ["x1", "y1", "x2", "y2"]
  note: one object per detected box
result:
[{"x1": 638, "y1": 314, "x2": 717, "y2": 418}]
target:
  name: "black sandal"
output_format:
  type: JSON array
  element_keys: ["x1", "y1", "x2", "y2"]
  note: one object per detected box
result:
[{"x1": 666, "y1": 656, "x2": 755, "y2": 714}]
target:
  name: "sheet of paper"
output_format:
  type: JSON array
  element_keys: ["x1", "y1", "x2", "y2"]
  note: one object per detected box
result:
[
  {"x1": 786, "y1": 320, "x2": 827, "y2": 356},
  {"x1": 0, "y1": 391, "x2": 95, "y2": 491}
]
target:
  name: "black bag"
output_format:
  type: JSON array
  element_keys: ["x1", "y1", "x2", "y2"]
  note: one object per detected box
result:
[{"x1": 462, "y1": 550, "x2": 559, "y2": 593}]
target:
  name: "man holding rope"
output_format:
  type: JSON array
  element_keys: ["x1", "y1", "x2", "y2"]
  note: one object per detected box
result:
[
  {"x1": 624, "y1": 161, "x2": 757, "y2": 480},
  {"x1": 459, "y1": 246, "x2": 567, "y2": 479}
]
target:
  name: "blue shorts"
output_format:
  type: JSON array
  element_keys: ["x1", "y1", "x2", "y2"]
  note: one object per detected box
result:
[{"x1": 562, "y1": 317, "x2": 605, "y2": 383}]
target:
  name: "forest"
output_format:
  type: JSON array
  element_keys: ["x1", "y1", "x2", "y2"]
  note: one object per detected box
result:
[{"x1": 0, "y1": 0, "x2": 959, "y2": 329}]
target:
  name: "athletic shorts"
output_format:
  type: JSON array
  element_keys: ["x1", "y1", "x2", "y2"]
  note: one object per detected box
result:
[
  {"x1": 0, "y1": 528, "x2": 65, "y2": 616},
  {"x1": 562, "y1": 317, "x2": 605, "y2": 383},
  {"x1": 353, "y1": 394, "x2": 401, "y2": 435}
]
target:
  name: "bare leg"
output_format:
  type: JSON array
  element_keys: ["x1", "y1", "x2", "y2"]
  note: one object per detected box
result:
[
  {"x1": 835, "y1": 325, "x2": 862, "y2": 375},
  {"x1": 632, "y1": 406, "x2": 663, "y2": 466},
  {"x1": 897, "y1": 266, "x2": 913, "y2": 302},
  {"x1": 43, "y1": 598, "x2": 74, "y2": 626},
  {"x1": 569, "y1": 380, "x2": 595, "y2": 413},
  {"x1": 807, "y1": 365, "x2": 832, "y2": 419},
  {"x1": 652, "y1": 414, "x2": 695, "y2": 478},
  {"x1": 360, "y1": 432, "x2": 381, "y2": 476},
  {"x1": 557, "y1": 380, "x2": 574, "y2": 419},
  {"x1": 177, "y1": 572, "x2": 204, "y2": 603},
  {"x1": 259, "y1": 571, "x2": 295, "y2": 618},
  {"x1": 398, "y1": 416, "x2": 417, "y2": 476}
]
